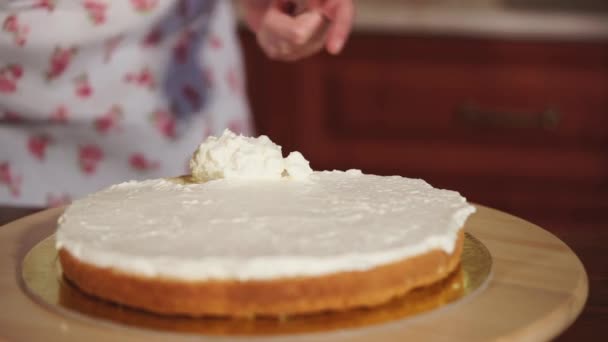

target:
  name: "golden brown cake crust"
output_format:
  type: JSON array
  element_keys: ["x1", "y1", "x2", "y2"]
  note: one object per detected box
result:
[{"x1": 58, "y1": 230, "x2": 464, "y2": 317}]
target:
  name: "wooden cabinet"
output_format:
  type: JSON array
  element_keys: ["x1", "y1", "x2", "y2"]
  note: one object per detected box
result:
[{"x1": 240, "y1": 30, "x2": 608, "y2": 231}]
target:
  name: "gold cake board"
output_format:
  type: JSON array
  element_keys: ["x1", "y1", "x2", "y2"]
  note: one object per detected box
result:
[{"x1": 0, "y1": 205, "x2": 588, "y2": 341}]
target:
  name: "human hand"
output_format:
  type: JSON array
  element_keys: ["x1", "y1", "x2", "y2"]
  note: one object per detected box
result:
[{"x1": 243, "y1": 0, "x2": 354, "y2": 61}]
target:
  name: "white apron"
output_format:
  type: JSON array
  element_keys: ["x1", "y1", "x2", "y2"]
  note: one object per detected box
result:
[{"x1": 0, "y1": 0, "x2": 252, "y2": 207}]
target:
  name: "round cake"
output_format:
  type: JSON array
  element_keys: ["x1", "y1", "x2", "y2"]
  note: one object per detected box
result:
[{"x1": 56, "y1": 130, "x2": 476, "y2": 317}]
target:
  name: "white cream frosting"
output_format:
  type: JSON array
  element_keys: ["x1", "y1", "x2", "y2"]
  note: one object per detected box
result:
[
  {"x1": 189, "y1": 129, "x2": 312, "y2": 182},
  {"x1": 55, "y1": 171, "x2": 476, "y2": 281}
]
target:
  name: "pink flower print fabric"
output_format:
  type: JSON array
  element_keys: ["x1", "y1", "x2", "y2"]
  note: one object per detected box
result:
[{"x1": 0, "y1": 0, "x2": 252, "y2": 206}]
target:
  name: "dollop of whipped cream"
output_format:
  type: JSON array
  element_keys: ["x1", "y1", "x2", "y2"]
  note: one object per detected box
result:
[{"x1": 189, "y1": 129, "x2": 313, "y2": 181}]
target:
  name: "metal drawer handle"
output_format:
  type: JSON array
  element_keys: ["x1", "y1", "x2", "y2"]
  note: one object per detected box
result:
[{"x1": 456, "y1": 104, "x2": 561, "y2": 130}]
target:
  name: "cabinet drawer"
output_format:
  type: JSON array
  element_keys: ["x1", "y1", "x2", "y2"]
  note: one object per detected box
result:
[
  {"x1": 321, "y1": 34, "x2": 608, "y2": 148},
  {"x1": 326, "y1": 60, "x2": 608, "y2": 147},
  {"x1": 291, "y1": 35, "x2": 608, "y2": 183}
]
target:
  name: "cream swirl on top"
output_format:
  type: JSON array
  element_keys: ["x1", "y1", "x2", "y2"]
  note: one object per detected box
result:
[{"x1": 189, "y1": 129, "x2": 312, "y2": 182}]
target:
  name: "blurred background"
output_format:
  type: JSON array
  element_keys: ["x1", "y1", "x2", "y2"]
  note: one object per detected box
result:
[
  {"x1": 239, "y1": 0, "x2": 608, "y2": 234},
  {"x1": 238, "y1": 3, "x2": 607, "y2": 339}
]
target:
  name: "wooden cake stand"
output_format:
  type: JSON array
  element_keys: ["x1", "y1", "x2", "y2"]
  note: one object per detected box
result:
[{"x1": 0, "y1": 205, "x2": 587, "y2": 341}]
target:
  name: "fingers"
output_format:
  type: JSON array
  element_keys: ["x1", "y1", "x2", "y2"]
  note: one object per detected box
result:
[
  {"x1": 252, "y1": 0, "x2": 354, "y2": 61},
  {"x1": 276, "y1": 19, "x2": 329, "y2": 61},
  {"x1": 256, "y1": 4, "x2": 326, "y2": 61},
  {"x1": 321, "y1": 0, "x2": 355, "y2": 55}
]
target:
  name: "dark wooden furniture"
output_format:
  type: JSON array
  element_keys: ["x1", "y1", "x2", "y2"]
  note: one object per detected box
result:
[{"x1": 241, "y1": 30, "x2": 608, "y2": 235}]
